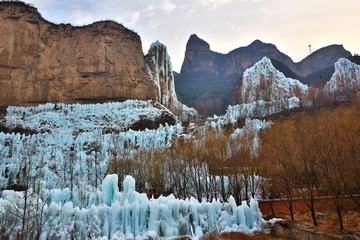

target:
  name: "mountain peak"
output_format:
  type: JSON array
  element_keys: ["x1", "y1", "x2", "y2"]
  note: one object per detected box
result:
[
  {"x1": 297, "y1": 44, "x2": 352, "y2": 79},
  {"x1": 249, "y1": 39, "x2": 265, "y2": 46},
  {"x1": 246, "y1": 39, "x2": 277, "y2": 51},
  {"x1": 186, "y1": 34, "x2": 210, "y2": 51}
]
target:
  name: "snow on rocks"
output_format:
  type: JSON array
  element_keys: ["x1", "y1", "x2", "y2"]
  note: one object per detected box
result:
[
  {"x1": 324, "y1": 58, "x2": 360, "y2": 97},
  {"x1": 241, "y1": 57, "x2": 308, "y2": 104}
]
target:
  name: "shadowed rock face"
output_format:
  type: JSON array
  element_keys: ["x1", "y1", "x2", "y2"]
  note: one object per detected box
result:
[
  {"x1": 180, "y1": 34, "x2": 222, "y2": 76},
  {"x1": 0, "y1": 2, "x2": 158, "y2": 106}
]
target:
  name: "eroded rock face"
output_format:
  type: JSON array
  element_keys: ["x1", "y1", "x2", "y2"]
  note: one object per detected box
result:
[
  {"x1": 145, "y1": 41, "x2": 177, "y2": 111},
  {"x1": 180, "y1": 34, "x2": 222, "y2": 76},
  {"x1": 145, "y1": 41, "x2": 199, "y2": 121},
  {"x1": 0, "y1": 2, "x2": 158, "y2": 106}
]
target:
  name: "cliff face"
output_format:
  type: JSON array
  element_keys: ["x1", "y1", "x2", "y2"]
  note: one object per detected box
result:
[
  {"x1": 145, "y1": 41, "x2": 198, "y2": 121},
  {"x1": 180, "y1": 34, "x2": 222, "y2": 75},
  {"x1": 145, "y1": 41, "x2": 177, "y2": 112},
  {"x1": 0, "y1": 2, "x2": 158, "y2": 106}
]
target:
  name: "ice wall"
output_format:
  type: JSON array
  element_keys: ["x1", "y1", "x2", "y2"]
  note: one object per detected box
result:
[
  {"x1": 0, "y1": 100, "x2": 182, "y2": 190},
  {"x1": 1, "y1": 175, "x2": 264, "y2": 239}
]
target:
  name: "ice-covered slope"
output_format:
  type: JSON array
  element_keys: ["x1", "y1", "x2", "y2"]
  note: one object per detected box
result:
[
  {"x1": 0, "y1": 100, "x2": 182, "y2": 190},
  {"x1": 325, "y1": 58, "x2": 360, "y2": 98},
  {"x1": 213, "y1": 57, "x2": 307, "y2": 124},
  {"x1": 5, "y1": 100, "x2": 175, "y2": 134},
  {"x1": 241, "y1": 57, "x2": 308, "y2": 104}
]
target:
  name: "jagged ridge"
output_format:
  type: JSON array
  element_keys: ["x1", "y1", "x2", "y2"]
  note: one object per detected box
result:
[{"x1": 175, "y1": 34, "x2": 352, "y2": 116}]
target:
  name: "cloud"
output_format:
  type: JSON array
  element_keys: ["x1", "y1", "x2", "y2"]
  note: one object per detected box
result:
[
  {"x1": 162, "y1": 0, "x2": 177, "y2": 13},
  {"x1": 25, "y1": 0, "x2": 360, "y2": 71},
  {"x1": 70, "y1": 9, "x2": 95, "y2": 25},
  {"x1": 144, "y1": 0, "x2": 177, "y2": 16},
  {"x1": 197, "y1": 0, "x2": 232, "y2": 9}
]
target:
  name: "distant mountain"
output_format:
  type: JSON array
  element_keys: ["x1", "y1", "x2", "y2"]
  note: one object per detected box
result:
[
  {"x1": 297, "y1": 45, "x2": 352, "y2": 85},
  {"x1": 174, "y1": 34, "x2": 352, "y2": 116}
]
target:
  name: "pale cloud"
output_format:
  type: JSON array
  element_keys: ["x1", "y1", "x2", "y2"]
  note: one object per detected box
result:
[
  {"x1": 197, "y1": 0, "x2": 233, "y2": 10},
  {"x1": 126, "y1": 11, "x2": 141, "y2": 25},
  {"x1": 162, "y1": 0, "x2": 177, "y2": 13},
  {"x1": 143, "y1": 0, "x2": 176, "y2": 16},
  {"x1": 69, "y1": 9, "x2": 95, "y2": 26},
  {"x1": 149, "y1": 19, "x2": 159, "y2": 30}
]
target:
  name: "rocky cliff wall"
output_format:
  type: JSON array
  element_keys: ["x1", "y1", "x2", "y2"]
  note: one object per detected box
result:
[
  {"x1": 0, "y1": 2, "x2": 158, "y2": 106},
  {"x1": 145, "y1": 41, "x2": 177, "y2": 111}
]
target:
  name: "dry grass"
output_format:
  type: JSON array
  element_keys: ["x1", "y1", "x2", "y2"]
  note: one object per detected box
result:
[{"x1": 292, "y1": 210, "x2": 360, "y2": 237}]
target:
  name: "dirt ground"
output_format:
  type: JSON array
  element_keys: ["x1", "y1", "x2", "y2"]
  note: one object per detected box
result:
[{"x1": 290, "y1": 210, "x2": 360, "y2": 237}]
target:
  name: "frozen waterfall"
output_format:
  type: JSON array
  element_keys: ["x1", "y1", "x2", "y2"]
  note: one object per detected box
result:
[{"x1": 9, "y1": 175, "x2": 264, "y2": 239}]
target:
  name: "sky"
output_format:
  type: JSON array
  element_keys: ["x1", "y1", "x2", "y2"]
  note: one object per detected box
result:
[{"x1": 25, "y1": 0, "x2": 360, "y2": 72}]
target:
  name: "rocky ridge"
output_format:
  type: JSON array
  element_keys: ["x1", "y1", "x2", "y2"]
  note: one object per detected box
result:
[
  {"x1": 144, "y1": 41, "x2": 198, "y2": 121},
  {"x1": 175, "y1": 34, "x2": 352, "y2": 116},
  {"x1": 0, "y1": 2, "x2": 158, "y2": 106}
]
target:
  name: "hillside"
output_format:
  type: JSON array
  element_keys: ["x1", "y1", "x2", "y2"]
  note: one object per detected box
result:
[{"x1": 0, "y1": 100, "x2": 267, "y2": 239}]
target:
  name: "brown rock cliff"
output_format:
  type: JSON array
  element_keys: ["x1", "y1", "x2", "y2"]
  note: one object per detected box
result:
[{"x1": 0, "y1": 2, "x2": 158, "y2": 106}]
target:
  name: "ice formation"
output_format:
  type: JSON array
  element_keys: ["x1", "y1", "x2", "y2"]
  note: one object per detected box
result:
[
  {"x1": 0, "y1": 100, "x2": 182, "y2": 190},
  {"x1": 324, "y1": 58, "x2": 360, "y2": 96},
  {"x1": 0, "y1": 175, "x2": 265, "y2": 239},
  {"x1": 0, "y1": 99, "x2": 267, "y2": 239},
  {"x1": 220, "y1": 97, "x2": 300, "y2": 126},
  {"x1": 241, "y1": 57, "x2": 308, "y2": 104}
]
